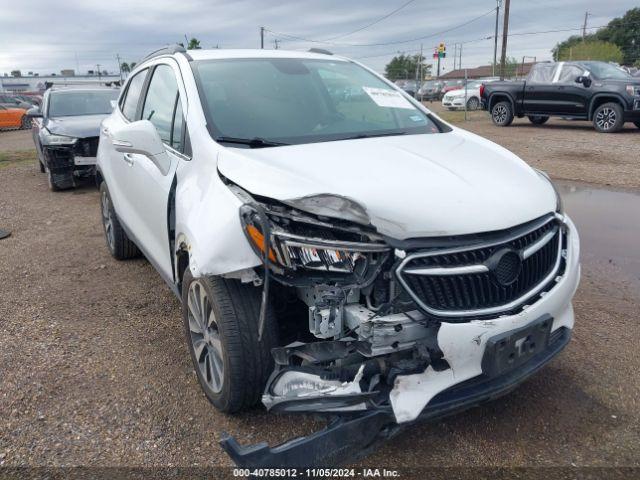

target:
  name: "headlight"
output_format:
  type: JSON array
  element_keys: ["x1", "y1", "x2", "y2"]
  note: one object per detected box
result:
[
  {"x1": 239, "y1": 204, "x2": 389, "y2": 275},
  {"x1": 536, "y1": 169, "x2": 563, "y2": 214},
  {"x1": 626, "y1": 85, "x2": 639, "y2": 96},
  {"x1": 43, "y1": 129, "x2": 77, "y2": 146}
]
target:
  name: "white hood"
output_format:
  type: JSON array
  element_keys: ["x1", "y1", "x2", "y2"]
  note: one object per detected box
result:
[{"x1": 217, "y1": 129, "x2": 557, "y2": 240}]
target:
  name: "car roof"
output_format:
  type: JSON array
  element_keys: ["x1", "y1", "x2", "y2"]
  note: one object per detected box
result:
[{"x1": 184, "y1": 48, "x2": 349, "y2": 62}]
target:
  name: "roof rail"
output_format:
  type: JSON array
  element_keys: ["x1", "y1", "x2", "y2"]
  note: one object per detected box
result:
[
  {"x1": 142, "y1": 44, "x2": 190, "y2": 62},
  {"x1": 308, "y1": 48, "x2": 333, "y2": 55}
]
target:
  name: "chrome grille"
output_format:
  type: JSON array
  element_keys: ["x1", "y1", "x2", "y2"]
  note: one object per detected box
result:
[{"x1": 396, "y1": 216, "x2": 564, "y2": 318}]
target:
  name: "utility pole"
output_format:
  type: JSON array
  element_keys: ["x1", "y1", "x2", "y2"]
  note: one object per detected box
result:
[
  {"x1": 582, "y1": 11, "x2": 591, "y2": 40},
  {"x1": 453, "y1": 44, "x2": 458, "y2": 70},
  {"x1": 499, "y1": 0, "x2": 511, "y2": 80},
  {"x1": 415, "y1": 43, "x2": 423, "y2": 99},
  {"x1": 116, "y1": 54, "x2": 123, "y2": 82},
  {"x1": 493, "y1": 0, "x2": 501, "y2": 77},
  {"x1": 260, "y1": 26, "x2": 265, "y2": 49},
  {"x1": 184, "y1": 34, "x2": 189, "y2": 48},
  {"x1": 96, "y1": 64, "x2": 101, "y2": 80},
  {"x1": 458, "y1": 43, "x2": 462, "y2": 71}
]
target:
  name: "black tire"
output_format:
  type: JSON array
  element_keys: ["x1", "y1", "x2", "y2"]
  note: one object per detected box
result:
[
  {"x1": 633, "y1": 121, "x2": 640, "y2": 129},
  {"x1": 46, "y1": 167, "x2": 74, "y2": 191},
  {"x1": 181, "y1": 270, "x2": 278, "y2": 413},
  {"x1": 593, "y1": 102, "x2": 624, "y2": 133},
  {"x1": 491, "y1": 101, "x2": 514, "y2": 127},
  {"x1": 99, "y1": 181, "x2": 140, "y2": 259},
  {"x1": 20, "y1": 115, "x2": 31, "y2": 130},
  {"x1": 528, "y1": 115, "x2": 549, "y2": 125},
  {"x1": 466, "y1": 97, "x2": 480, "y2": 111}
]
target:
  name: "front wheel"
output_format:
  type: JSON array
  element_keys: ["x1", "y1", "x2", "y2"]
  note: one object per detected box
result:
[
  {"x1": 593, "y1": 102, "x2": 624, "y2": 133},
  {"x1": 182, "y1": 270, "x2": 278, "y2": 413},
  {"x1": 466, "y1": 97, "x2": 479, "y2": 111},
  {"x1": 491, "y1": 101, "x2": 514, "y2": 127},
  {"x1": 528, "y1": 115, "x2": 549, "y2": 125},
  {"x1": 20, "y1": 115, "x2": 31, "y2": 130}
]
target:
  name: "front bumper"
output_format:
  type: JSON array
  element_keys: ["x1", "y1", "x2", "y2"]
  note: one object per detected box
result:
[
  {"x1": 221, "y1": 216, "x2": 581, "y2": 467},
  {"x1": 222, "y1": 326, "x2": 571, "y2": 467},
  {"x1": 442, "y1": 97, "x2": 466, "y2": 108}
]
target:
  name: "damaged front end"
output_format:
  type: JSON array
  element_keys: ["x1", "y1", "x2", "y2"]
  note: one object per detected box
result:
[
  {"x1": 43, "y1": 136, "x2": 99, "y2": 187},
  {"x1": 220, "y1": 180, "x2": 577, "y2": 467}
]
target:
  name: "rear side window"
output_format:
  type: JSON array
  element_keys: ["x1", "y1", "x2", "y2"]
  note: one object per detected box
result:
[
  {"x1": 528, "y1": 64, "x2": 557, "y2": 84},
  {"x1": 141, "y1": 64, "x2": 179, "y2": 145},
  {"x1": 121, "y1": 69, "x2": 148, "y2": 120}
]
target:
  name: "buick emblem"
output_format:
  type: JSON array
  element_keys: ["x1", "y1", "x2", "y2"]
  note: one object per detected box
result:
[{"x1": 487, "y1": 248, "x2": 522, "y2": 286}]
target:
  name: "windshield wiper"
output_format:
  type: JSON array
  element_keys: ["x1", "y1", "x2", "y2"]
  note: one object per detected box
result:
[
  {"x1": 215, "y1": 136, "x2": 289, "y2": 148},
  {"x1": 340, "y1": 131, "x2": 408, "y2": 141}
]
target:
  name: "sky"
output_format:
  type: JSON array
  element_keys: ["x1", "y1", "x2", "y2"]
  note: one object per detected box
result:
[{"x1": 0, "y1": 0, "x2": 637, "y2": 77}]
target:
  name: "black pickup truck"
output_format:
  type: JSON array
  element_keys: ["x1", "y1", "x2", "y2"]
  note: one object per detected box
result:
[{"x1": 481, "y1": 61, "x2": 640, "y2": 133}]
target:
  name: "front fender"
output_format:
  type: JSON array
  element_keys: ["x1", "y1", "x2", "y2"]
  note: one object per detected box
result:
[{"x1": 174, "y1": 157, "x2": 260, "y2": 279}]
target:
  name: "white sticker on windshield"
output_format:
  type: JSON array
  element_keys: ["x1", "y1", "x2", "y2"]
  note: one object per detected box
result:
[{"x1": 362, "y1": 86, "x2": 414, "y2": 109}]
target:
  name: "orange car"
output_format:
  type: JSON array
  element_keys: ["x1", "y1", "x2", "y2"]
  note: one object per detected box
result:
[{"x1": 0, "y1": 105, "x2": 29, "y2": 130}]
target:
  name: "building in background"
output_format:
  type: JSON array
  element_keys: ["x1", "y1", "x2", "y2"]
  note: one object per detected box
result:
[
  {"x1": 0, "y1": 71, "x2": 121, "y2": 93},
  {"x1": 439, "y1": 62, "x2": 535, "y2": 80}
]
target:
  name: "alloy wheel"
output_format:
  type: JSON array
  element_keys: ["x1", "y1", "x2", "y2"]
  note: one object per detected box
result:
[
  {"x1": 187, "y1": 280, "x2": 224, "y2": 393},
  {"x1": 493, "y1": 104, "x2": 508, "y2": 124},
  {"x1": 595, "y1": 108, "x2": 616, "y2": 131},
  {"x1": 101, "y1": 191, "x2": 115, "y2": 251}
]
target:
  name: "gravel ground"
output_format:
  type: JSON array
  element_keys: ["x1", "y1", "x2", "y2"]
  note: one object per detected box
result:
[{"x1": 1, "y1": 125, "x2": 639, "y2": 475}]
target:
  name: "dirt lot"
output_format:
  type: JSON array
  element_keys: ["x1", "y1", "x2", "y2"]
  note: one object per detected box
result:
[{"x1": 1, "y1": 120, "x2": 639, "y2": 476}]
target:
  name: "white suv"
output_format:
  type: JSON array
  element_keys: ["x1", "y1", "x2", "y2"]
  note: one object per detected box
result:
[{"x1": 97, "y1": 46, "x2": 580, "y2": 466}]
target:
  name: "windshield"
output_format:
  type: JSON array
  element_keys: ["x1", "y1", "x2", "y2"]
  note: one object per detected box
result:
[
  {"x1": 48, "y1": 90, "x2": 119, "y2": 117},
  {"x1": 581, "y1": 62, "x2": 631, "y2": 80},
  {"x1": 193, "y1": 58, "x2": 442, "y2": 147}
]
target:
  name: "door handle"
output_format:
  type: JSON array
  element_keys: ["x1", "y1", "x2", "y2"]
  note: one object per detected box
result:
[{"x1": 123, "y1": 153, "x2": 134, "y2": 166}]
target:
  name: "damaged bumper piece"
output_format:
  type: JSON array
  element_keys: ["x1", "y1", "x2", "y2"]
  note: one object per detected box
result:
[
  {"x1": 221, "y1": 325, "x2": 571, "y2": 467},
  {"x1": 43, "y1": 137, "x2": 99, "y2": 185}
]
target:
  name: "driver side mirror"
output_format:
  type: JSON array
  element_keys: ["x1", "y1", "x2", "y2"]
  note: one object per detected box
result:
[
  {"x1": 111, "y1": 120, "x2": 171, "y2": 175},
  {"x1": 575, "y1": 76, "x2": 592, "y2": 87},
  {"x1": 26, "y1": 106, "x2": 42, "y2": 118}
]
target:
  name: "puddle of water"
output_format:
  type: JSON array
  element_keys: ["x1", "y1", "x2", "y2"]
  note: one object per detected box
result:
[{"x1": 556, "y1": 181, "x2": 640, "y2": 280}]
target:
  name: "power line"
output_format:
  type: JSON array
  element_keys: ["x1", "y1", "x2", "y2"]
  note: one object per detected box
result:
[
  {"x1": 324, "y1": 0, "x2": 417, "y2": 41},
  {"x1": 264, "y1": 8, "x2": 496, "y2": 47}
]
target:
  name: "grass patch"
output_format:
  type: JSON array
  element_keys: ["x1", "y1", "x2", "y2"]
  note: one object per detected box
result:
[{"x1": 0, "y1": 150, "x2": 36, "y2": 169}]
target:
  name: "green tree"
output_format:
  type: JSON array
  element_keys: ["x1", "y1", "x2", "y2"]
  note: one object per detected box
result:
[
  {"x1": 596, "y1": 8, "x2": 640, "y2": 65},
  {"x1": 385, "y1": 54, "x2": 431, "y2": 81},
  {"x1": 188, "y1": 38, "x2": 202, "y2": 49},
  {"x1": 553, "y1": 8, "x2": 640, "y2": 65},
  {"x1": 130, "y1": 62, "x2": 137, "y2": 70},
  {"x1": 120, "y1": 62, "x2": 130, "y2": 74},
  {"x1": 490, "y1": 56, "x2": 520, "y2": 78},
  {"x1": 556, "y1": 40, "x2": 624, "y2": 63}
]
